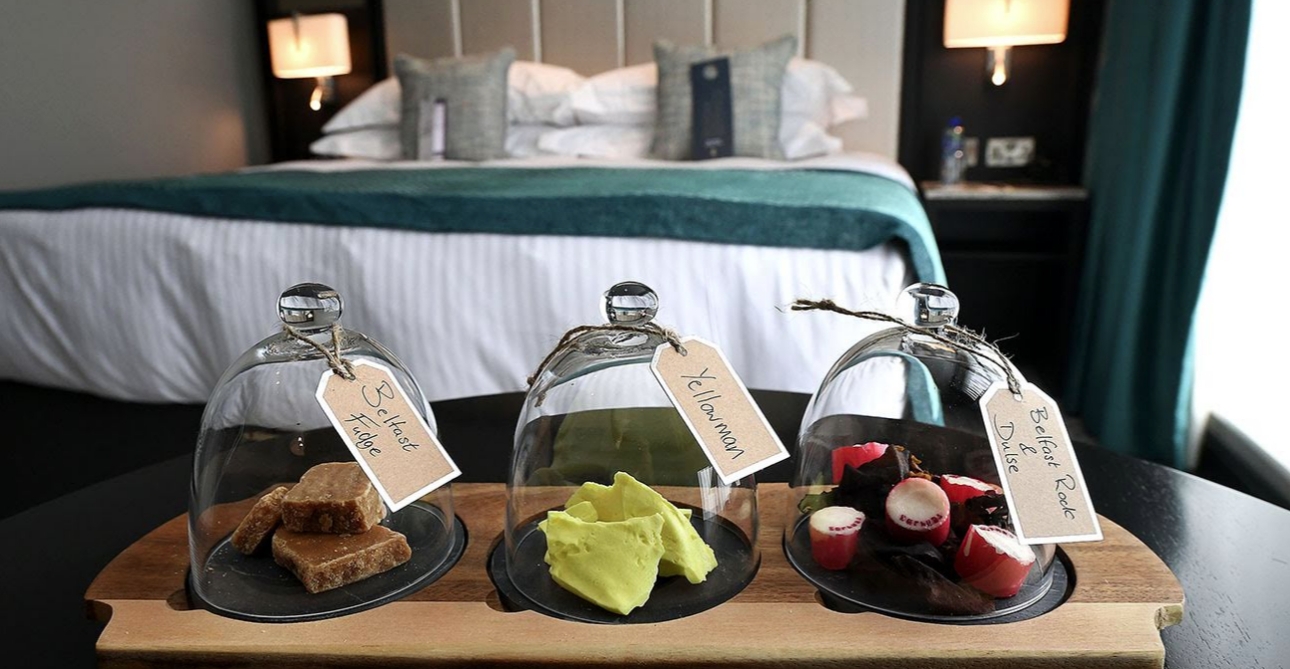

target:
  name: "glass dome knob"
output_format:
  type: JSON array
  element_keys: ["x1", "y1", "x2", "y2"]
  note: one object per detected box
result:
[
  {"x1": 898, "y1": 283, "x2": 959, "y2": 328},
  {"x1": 278, "y1": 282, "x2": 343, "y2": 330},
  {"x1": 604, "y1": 281, "x2": 659, "y2": 325}
]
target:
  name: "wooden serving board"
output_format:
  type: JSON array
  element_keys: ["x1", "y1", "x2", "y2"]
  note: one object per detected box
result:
[{"x1": 86, "y1": 483, "x2": 1183, "y2": 668}]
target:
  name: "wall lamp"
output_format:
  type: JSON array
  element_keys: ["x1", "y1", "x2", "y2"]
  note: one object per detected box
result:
[
  {"x1": 267, "y1": 12, "x2": 352, "y2": 110},
  {"x1": 944, "y1": 0, "x2": 1069, "y2": 86}
]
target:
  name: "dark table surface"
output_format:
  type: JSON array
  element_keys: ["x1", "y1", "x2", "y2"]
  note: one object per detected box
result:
[{"x1": 3, "y1": 437, "x2": 1288, "y2": 668}]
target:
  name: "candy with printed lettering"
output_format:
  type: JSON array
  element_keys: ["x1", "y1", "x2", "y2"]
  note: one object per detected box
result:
[
  {"x1": 885, "y1": 477, "x2": 951, "y2": 546},
  {"x1": 831, "y1": 442, "x2": 891, "y2": 484},
  {"x1": 954, "y1": 524, "x2": 1036, "y2": 598},
  {"x1": 939, "y1": 474, "x2": 1003, "y2": 505},
  {"x1": 787, "y1": 283, "x2": 1064, "y2": 620},
  {"x1": 808, "y1": 506, "x2": 866, "y2": 570},
  {"x1": 796, "y1": 438, "x2": 1050, "y2": 613}
]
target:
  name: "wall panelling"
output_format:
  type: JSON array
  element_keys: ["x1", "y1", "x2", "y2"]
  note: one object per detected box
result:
[{"x1": 383, "y1": 0, "x2": 906, "y2": 157}]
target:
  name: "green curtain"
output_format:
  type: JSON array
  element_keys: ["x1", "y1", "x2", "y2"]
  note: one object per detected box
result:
[{"x1": 1068, "y1": 0, "x2": 1251, "y2": 467}]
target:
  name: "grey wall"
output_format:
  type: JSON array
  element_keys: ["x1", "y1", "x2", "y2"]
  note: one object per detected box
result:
[{"x1": 0, "y1": 0, "x2": 269, "y2": 190}]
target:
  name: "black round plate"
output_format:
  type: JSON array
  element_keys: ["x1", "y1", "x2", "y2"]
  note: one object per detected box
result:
[
  {"x1": 489, "y1": 511, "x2": 757, "y2": 624},
  {"x1": 189, "y1": 502, "x2": 467, "y2": 623},
  {"x1": 785, "y1": 514, "x2": 1069, "y2": 623}
]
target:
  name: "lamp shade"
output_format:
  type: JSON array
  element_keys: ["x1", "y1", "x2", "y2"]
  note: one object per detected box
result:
[
  {"x1": 268, "y1": 13, "x2": 352, "y2": 79},
  {"x1": 944, "y1": 0, "x2": 1069, "y2": 48}
]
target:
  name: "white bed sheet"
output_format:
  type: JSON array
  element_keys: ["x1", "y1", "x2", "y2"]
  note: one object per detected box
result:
[
  {"x1": 0, "y1": 156, "x2": 916, "y2": 406},
  {"x1": 251, "y1": 152, "x2": 917, "y2": 192}
]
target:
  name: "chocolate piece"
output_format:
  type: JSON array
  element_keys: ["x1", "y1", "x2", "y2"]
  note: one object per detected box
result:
[
  {"x1": 889, "y1": 554, "x2": 995, "y2": 616},
  {"x1": 830, "y1": 446, "x2": 911, "y2": 520},
  {"x1": 798, "y1": 445, "x2": 915, "y2": 518},
  {"x1": 230, "y1": 486, "x2": 289, "y2": 555},
  {"x1": 272, "y1": 525, "x2": 412, "y2": 594},
  {"x1": 862, "y1": 521, "x2": 951, "y2": 575},
  {"x1": 962, "y1": 490, "x2": 1011, "y2": 528},
  {"x1": 282, "y1": 463, "x2": 385, "y2": 534}
]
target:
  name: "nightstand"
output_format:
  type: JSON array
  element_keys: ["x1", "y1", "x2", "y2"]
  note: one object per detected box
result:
[{"x1": 920, "y1": 182, "x2": 1090, "y2": 398}]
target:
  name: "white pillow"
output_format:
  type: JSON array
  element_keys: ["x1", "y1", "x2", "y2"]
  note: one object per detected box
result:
[
  {"x1": 311, "y1": 127, "x2": 402, "y2": 160},
  {"x1": 780, "y1": 121, "x2": 843, "y2": 160},
  {"x1": 781, "y1": 59, "x2": 868, "y2": 129},
  {"x1": 558, "y1": 63, "x2": 657, "y2": 126},
  {"x1": 565, "y1": 58, "x2": 868, "y2": 130},
  {"x1": 310, "y1": 125, "x2": 555, "y2": 160},
  {"x1": 507, "y1": 61, "x2": 584, "y2": 126},
  {"x1": 505, "y1": 124, "x2": 556, "y2": 158},
  {"x1": 322, "y1": 78, "x2": 400, "y2": 133},
  {"x1": 538, "y1": 125, "x2": 653, "y2": 159},
  {"x1": 322, "y1": 61, "x2": 585, "y2": 134},
  {"x1": 535, "y1": 122, "x2": 839, "y2": 161}
]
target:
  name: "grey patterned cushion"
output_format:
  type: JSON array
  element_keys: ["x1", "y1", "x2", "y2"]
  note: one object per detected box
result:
[
  {"x1": 651, "y1": 35, "x2": 796, "y2": 160},
  {"x1": 395, "y1": 49, "x2": 515, "y2": 161}
]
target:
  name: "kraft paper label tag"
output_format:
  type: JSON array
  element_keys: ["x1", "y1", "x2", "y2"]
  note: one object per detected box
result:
[
  {"x1": 418, "y1": 98, "x2": 447, "y2": 161},
  {"x1": 651, "y1": 337, "x2": 789, "y2": 484},
  {"x1": 980, "y1": 381, "x2": 1102, "y2": 544},
  {"x1": 316, "y1": 360, "x2": 460, "y2": 512}
]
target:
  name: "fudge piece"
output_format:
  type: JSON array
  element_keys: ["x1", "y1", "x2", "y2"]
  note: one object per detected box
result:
[
  {"x1": 282, "y1": 463, "x2": 385, "y2": 534},
  {"x1": 272, "y1": 525, "x2": 412, "y2": 594},
  {"x1": 541, "y1": 511, "x2": 665, "y2": 615},
  {"x1": 230, "y1": 486, "x2": 289, "y2": 555}
]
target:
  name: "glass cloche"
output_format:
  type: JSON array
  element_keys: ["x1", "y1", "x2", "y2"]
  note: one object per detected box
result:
[
  {"x1": 491, "y1": 281, "x2": 758, "y2": 623},
  {"x1": 188, "y1": 283, "x2": 464, "y2": 622},
  {"x1": 784, "y1": 283, "x2": 1059, "y2": 621}
]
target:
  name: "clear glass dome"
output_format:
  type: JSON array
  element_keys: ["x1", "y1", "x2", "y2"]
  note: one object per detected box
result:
[
  {"x1": 785, "y1": 283, "x2": 1058, "y2": 621},
  {"x1": 494, "y1": 282, "x2": 758, "y2": 623},
  {"x1": 188, "y1": 283, "x2": 463, "y2": 622}
]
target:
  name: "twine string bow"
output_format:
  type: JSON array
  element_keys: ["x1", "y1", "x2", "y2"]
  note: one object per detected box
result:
[
  {"x1": 283, "y1": 323, "x2": 356, "y2": 381},
  {"x1": 790, "y1": 298, "x2": 1023, "y2": 396},
  {"x1": 526, "y1": 323, "x2": 687, "y2": 388}
]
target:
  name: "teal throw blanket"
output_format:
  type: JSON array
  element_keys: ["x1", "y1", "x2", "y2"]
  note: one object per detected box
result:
[{"x1": 0, "y1": 167, "x2": 944, "y2": 283}]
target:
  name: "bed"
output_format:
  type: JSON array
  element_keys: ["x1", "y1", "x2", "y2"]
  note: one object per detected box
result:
[
  {"x1": 0, "y1": 0, "x2": 936, "y2": 516},
  {"x1": 0, "y1": 153, "x2": 939, "y2": 405}
]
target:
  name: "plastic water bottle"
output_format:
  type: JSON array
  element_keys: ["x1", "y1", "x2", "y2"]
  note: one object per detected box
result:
[{"x1": 940, "y1": 116, "x2": 966, "y2": 185}]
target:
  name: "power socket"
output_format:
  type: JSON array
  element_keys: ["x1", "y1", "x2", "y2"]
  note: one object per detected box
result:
[{"x1": 985, "y1": 136, "x2": 1036, "y2": 167}]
